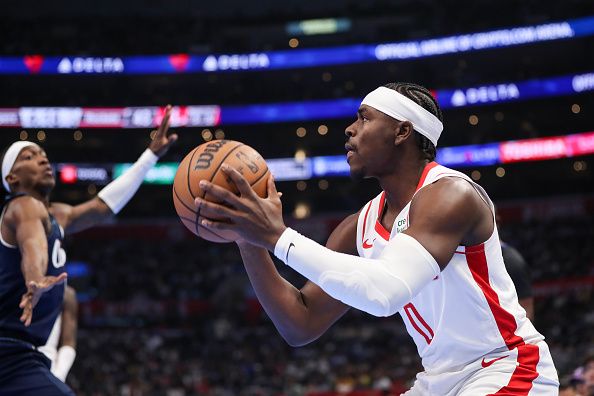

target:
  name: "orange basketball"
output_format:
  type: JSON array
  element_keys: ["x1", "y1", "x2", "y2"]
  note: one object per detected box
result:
[{"x1": 172, "y1": 139, "x2": 270, "y2": 243}]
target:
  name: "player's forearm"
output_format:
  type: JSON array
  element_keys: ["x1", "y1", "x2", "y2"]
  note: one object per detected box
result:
[
  {"x1": 20, "y1": 241, "x2": 47, "y2": 283},
  {"x1": 97, "y1": 149, "x2": 158, "y2": 214},
  {"x1": 238, "y1": 243, "x2": 318, "y2": 346},
  {"x1": 273, "y1": 228, "x2": 440, "y2": 317}
]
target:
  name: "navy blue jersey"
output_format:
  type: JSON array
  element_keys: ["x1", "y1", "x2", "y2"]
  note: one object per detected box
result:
[{"x1": 0, "y1": 195, "x2": 66, "y2": 346}]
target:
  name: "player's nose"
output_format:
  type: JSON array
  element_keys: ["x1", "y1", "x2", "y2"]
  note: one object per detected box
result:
[{"x1": 345, "y1": 122, "x2": 356, "y2": 138}]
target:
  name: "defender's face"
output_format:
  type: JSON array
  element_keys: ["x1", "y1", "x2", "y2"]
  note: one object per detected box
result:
[
  {"x1": 344, "y1": 105, "x2": 399, "y2": 180},
  {"x1": 8, "y1": 146, "x2": 55, "y2": 192}
]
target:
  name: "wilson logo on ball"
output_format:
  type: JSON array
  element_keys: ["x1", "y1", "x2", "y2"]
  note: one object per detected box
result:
[{"x1": 193, "y1": 140, "x2": 229, "y2": 170}]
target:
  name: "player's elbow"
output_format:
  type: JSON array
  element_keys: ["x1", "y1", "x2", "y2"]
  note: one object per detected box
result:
[
  {"x1": 283, "y1": 335, "x2": 311, "y2": 348},
  {"x1": 277, "y1": 326, "x2": 321, "y2": 347}
]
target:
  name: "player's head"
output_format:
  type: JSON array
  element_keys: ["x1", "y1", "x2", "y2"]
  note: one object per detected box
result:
[
  {"x1": 1, "y1": 141, "x2": 55, "y2": 195},
  {"x1": 345, "y1": 82, "x2": 443, "y2": 179},
  {"x1": 382, "y1": 83, "x2": 443, "y2": 161}
]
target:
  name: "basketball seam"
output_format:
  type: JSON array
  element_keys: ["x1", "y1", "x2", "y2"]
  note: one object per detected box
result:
[
  {"x1": 173, "y1": 185, "x2": 198, "y2": 215},
  {"x1": 195, "y1": 142, "x2": 244, "y2": 236},
  {"x1": 249, "y1": 168, "x2": 270, "y2": 190},
  {"x1": 179, "y1": 216, "x2": 227, "y2": 241},
  {"x1": 186, "y1": 147, "x2": 200, "y2": 200}
]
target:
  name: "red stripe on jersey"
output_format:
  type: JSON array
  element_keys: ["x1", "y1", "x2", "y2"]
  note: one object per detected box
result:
[
  {"x1": 403, "y1": 303, "x2": 433, "y2": 344},
  {"x1": 407, "y1": 302, "x2": 434, "y2": 339},
  {"x1": 466, "y1": 244, "x2": 539, "y2": 394},
  {"x1": 378, "y1": 192, "x2": 386, "y2": 217},
  {"x1": 374, "y1": 220, "x2": 391, "y2": 241},
  {"x1": 466, "y1": 244, "x2": 523, "y2": 348},
  {"x1": 415, "y1": 161, "x2": 438, "y2": 191},
  {"x1": 361, "y1": 201, "x2": 373, "y2": 244},
  {"x1": 375, "y1": 193, "x2": 391, "y2": 241},
  {"x1": 489, "y1": 344, "x2": 540, "y2": 395}
]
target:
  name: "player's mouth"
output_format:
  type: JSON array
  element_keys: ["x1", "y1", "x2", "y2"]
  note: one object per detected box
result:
[{"x1": 345, "y1": 143, "x2": 356, "y2": 162}]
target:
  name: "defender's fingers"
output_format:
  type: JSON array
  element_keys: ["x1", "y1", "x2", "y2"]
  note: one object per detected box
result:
[
  {"x1": 19, "y1": 294, "x2": 29, "y2": 309},
  {"x1": 156, "y1": 105, "x2": 172, "y2": 136}
]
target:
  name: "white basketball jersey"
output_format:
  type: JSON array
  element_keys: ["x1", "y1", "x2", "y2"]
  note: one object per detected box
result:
[{"x1": 356, "y1": 162, "x2": 544, "y2": 374}]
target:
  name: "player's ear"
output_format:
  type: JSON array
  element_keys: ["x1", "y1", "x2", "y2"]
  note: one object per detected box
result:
[
  {"x1": 5, "y1": 172, "x2": 17, "y2": 189},
  {"x1": 394, "y1": 120, "x2": 414, "y2": 146}
]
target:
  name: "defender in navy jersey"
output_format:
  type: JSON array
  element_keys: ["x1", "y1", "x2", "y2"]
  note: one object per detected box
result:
[{"x1": 0, "y1": 106, "x2": 176, "y2": 395}]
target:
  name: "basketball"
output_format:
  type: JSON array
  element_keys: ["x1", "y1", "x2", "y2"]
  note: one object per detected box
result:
[{"x1": 172, "y1": 139, "x2": 270, "y2": 243}]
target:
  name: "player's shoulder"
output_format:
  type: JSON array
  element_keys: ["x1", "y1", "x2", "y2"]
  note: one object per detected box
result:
[
  {"x1": 3, "y1": 195, "x2": 49, "y2": 230},
  {"x1": 409, "y1": 176, "x2": 490, "y2": 233},
  {"x1": 6, "y1": 195, "x2": 48, "y2": 218},
  {"x1": 414, "y1": 176, "x2": 481, "y2": 211}
]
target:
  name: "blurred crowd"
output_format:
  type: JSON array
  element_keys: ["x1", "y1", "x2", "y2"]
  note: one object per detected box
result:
[{"x1": 58, "y1": 212, "x2": 594, "y2": 395}]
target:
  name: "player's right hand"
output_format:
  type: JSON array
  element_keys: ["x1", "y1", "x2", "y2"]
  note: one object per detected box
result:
[{"x1": 19, "y1": 273, "x2": 68, "y2": 326}]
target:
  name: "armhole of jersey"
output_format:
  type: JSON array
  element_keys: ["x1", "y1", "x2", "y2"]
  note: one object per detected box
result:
[{"x1": 0, "y1": 204, "x2": 17, "y2": 249}]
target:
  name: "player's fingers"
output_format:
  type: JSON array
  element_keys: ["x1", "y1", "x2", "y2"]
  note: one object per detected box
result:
[
  {"x1": 55, "y1": 272, "x2": 68, "y2": 284},
  {"x1": 267, "y1": 174, "x2": 280, "y2": 201},
  {"x1": 199, "y1": 217, "x2": 237, "y2": 232},
  {"x1": 220, "y1": 165, "x2": 256, "y2": 198},
  {"x1": 19, "y1": 293, "x2": 29, "y2": 309},
  {"x1": 156, "y1": 105, "x2": 172, "y2": 136},
  {"x1": 42, "y1": 273, "x2": 68, "y2": 291},
  {"x1": 195, "y1": 197, "x2": 240, "y2": 219},
  {"x1": 198, "y1": 181, "x2": 249, "y2": 211},
  {"x1": 20, "y1": 305, "x2": 31, "y2": 325},
  {"x1": 167, "y1": 133, "x2": 178, "y2": 145}
]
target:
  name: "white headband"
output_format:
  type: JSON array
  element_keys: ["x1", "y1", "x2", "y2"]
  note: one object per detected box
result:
[
  {"x1": 361, "y1": 86, "x2": 443, "y2": 147},
  {"x1": 2, "y1": 141, "x2": 39, "y2": 191}
]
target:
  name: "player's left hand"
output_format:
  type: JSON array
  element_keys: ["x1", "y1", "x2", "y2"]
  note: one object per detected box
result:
[
  {"x1": 194, "y1": 164, "x2": 287, "y2": 251},
  {"x1": 149, "y1": 105, "x2": 178, "y2": 158},
  {"x1": 19, "y1": 273, "x2": 68, "y2": 327}
]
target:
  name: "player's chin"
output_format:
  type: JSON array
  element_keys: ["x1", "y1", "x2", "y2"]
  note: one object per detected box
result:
[
  {"x1": 40, "y1": 176, "x2": 56, "y2": 190},
  {"x1": 349, "y1": 166, "x2": 365, "y2": 182}
]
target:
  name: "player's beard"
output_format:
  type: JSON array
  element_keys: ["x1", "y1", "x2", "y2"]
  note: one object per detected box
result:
[{"x1": 349, "y1": 166, "x2": 366, "y2": 182}]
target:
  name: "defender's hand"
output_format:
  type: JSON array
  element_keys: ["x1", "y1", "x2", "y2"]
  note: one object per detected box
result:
[
  {"x1": 19, "y1": 273, "x2": 67, "y2": 327},
  {"x1": 149, "y1": 105, "x2": 178, "y2": 158}
]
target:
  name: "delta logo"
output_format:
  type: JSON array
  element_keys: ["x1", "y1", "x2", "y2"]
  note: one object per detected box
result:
[{"x1": 451, "y1": 84, "x2": 520, "y2": 107}]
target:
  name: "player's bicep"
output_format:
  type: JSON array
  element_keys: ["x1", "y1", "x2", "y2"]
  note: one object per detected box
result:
[
  {"x1": 11, "y1": 199, "x2": 49, "y2": 264},
  {"x1": 52, "y1": 197, "x2": 112, "y2": 234}
]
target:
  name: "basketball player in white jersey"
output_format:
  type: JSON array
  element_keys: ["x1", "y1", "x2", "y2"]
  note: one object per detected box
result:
[
  {"x1": 195, "y1": 83, "x2": 560, "y2": 395},
  {"x1": 39, "y1": 286, "x2": 78, "y2": 382}
]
